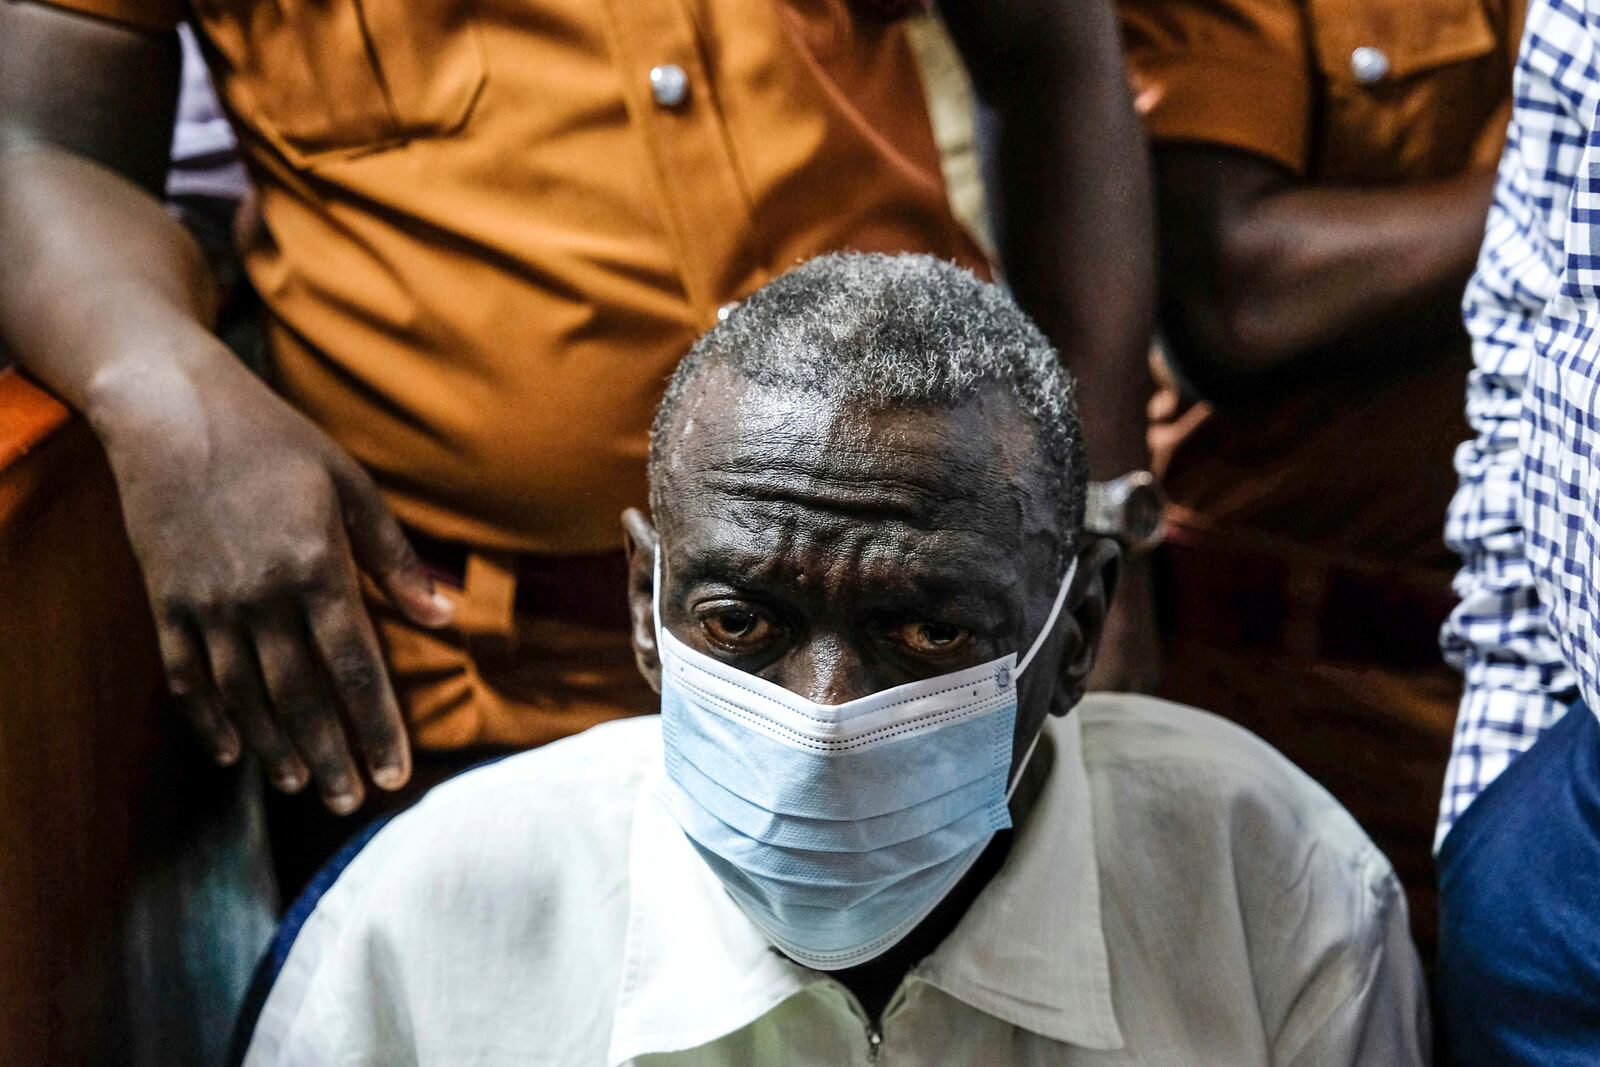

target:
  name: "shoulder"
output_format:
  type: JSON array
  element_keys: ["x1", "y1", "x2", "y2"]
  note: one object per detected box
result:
[
  {"x1": 338, "y1": 714, "x2": 661, "y2": 906},
  {"x1": 1076, "y1": 692, "x2": 1383, "y2": 881},
  {"x1": 1077, "y1": 692, "x2": 1329, "y2": 798},
  {"x1": 1073, "y1": 693, "x2": 1402, "y2": 953},
  {"x1": 404, "y1": 712, "x2": 662, "y2": 828},
  {"x1": 1072, "y1": 695, "x2": 1419, "y2": 1049},
  {"x1": 243, "y1": 717, "x2": 661, "y2": 1061}
]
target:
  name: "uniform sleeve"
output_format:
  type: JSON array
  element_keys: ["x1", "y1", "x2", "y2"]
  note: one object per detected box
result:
[
  {"x1": 1278, "y1": 860, "x2": 1430, "y2": 1067},
  {"x1": 1117, "y1": 0, "x2": 1312, "y2": 174},
  {"x1": 1436, "y1": 0, "x2": 1590, "y2": 847},
  {"x1": 21, "y1": 0, "x2": 184, "y2": 35}
]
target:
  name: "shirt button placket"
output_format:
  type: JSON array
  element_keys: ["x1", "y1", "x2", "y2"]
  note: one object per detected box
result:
[{"x1": 598, "y1": 0, "x2": 757, "y2": 314}]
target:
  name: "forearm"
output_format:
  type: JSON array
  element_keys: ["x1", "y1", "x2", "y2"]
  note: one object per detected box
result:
[
  {"x1": 0, "y1": 0, "x2": 229, "y2": 428},
  {"x1": 944, "y1": 0, "x2": 1155, "y2": 478},
  {"x1": 0, "y1": 145, "x2": 227, "y2": 429},
  {"x1": 1158, "y1": 146, "x2": 1498, "y2": 393},
  {"x1": 1217, "y1": 169, "x2": 1496, "y2": 367},
  {"x1": 0, "y1": 0, "x2": 438, "y2": 807}
]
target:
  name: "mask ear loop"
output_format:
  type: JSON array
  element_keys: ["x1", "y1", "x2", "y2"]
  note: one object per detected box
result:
[
  {"x1": 1015, "y1": 556, "x2": 1079, "y2": 678},
  {"x1": 1006, "y1": 555, "x2": 1081, "y2": 799},
  {"x1": 652, "y1": 547, "x2": 664, "y2": 644}
]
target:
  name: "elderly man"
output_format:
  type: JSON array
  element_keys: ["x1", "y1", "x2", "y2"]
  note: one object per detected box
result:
[{"x1": 239, "y1": 255, "x2": 1425, "y2": 1066}]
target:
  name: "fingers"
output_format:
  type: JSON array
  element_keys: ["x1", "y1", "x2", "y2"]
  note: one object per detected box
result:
[
  {"x1": 306, "y1": 566, "x2": 412, "y2": 792},
  {"x1": 199, "y1": 617, "x2": 309, "y2": 793},
  {"x1": 254, "y1": 603, "x2": 366, "y2": 815},
  {"x1": 332, "y1": 459, "x2": 453, "y2": 630},
  {"x1": 164, "y1": 584, "x2": 407, "y2": 811},
  {"x1": 157, "y1": 617, "x2": 240, "y2": 766}
]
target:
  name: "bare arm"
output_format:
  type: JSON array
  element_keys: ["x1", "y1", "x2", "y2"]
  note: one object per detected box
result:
[
  {"x1": 1154, "y1": 145, "x2": 1496, "y2": 401},
  {"x1": 939, "y1": 0, "x2": 1159, "y2": 693},
  {"x1": 939, "y1": 0, "x2": 1155, "y2": 480},
  {"x1": 0, "y1": 1, "x2": 450, "y2": 812},
  {"x1": 0, "y1": 4, "x2": 207, "y2": 372}
]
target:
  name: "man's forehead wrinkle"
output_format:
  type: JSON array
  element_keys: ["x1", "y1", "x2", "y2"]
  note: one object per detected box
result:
[
  {"x1": 653, "y1": 364, "x2": 1067, "y2": 582},
  {"x1": 677, "y1": 468, "x2": 1028, "y2": 552},
  {"x1": 679, "y1": 423, "x2": 1021, "y2": 528},
  {"x1": 693, "y1": 471, "x2": 937, "y2": 527},
  {"x1": 667, "y1": 493, "x2": 810, "y2": 553},
  {"x1": 704, "y1": 434, "x2": 1004, "y2": 480},
  {"x1": 671, "y1": 490, "x2": 1011, "y2": 553},
  {"x1": 672, "y1": 479, "x2": 1028, "y2": 581},
  {"x1": 671, "y1": 517, "x2": 1026, "y2": 611}
]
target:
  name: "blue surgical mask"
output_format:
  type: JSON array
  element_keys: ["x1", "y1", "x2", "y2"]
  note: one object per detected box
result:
[{"x1": 655, "y1": 551, "x2": 1079, "y2": 971}]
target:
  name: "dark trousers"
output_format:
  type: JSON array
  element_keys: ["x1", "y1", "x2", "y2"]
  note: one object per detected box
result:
[{"x1": 1437, "y1": 698, "x2": 1600, "y2": 1065}]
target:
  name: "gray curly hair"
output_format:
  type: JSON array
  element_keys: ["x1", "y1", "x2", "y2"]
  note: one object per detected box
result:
[{"x1": 649, "y1": 252, "x2": 1088, "y2": 546}]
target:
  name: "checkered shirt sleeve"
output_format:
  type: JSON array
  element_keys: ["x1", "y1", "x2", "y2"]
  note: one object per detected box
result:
[{"x1": 1438, "y1": 0, "x2": 1592, "y2": 847}]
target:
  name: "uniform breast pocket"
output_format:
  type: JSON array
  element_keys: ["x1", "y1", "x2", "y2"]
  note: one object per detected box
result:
[
  {"x1": 194, "y1": 0, "x2": 487, "y2": 167},
  {"x1": 1307, "y1": 0, "x2": 1501, "y2": 182}
]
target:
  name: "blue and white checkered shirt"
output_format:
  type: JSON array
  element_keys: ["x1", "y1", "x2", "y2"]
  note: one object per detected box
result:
[{"x1": 1439, "y1": 0, "x2": 1598, "y2": 846}]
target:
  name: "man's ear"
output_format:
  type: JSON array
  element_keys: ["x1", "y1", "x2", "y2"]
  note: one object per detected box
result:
[
  {"x1": 621, "y1": 507, "x2": 661, "y2": 694},
  {"x1": 1050, "y1": 535, "x2": 1121, "y2": 716}
]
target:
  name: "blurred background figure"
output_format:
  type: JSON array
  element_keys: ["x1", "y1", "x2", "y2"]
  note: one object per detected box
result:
[{"x1": 1116, "y1": 0, "x2": 1524, "y2": 962}]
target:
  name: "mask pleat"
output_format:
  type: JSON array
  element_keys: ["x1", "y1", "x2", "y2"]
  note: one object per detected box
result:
[
  {"x1": 691, "y1": 833, "x2": 993, "y2": 918},
  {"x1": 666, "y1": 747, "x2": 1002, "y2": 852},
  {"x1": 662, "y1": 685, "x2": 1012, "y2": 820},
  {"x1": 669, "y1": 782, "x2": 1009, "y2": 888}
]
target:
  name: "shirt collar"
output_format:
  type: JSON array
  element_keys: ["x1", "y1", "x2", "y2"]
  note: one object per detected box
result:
[
  {"x1": 606, "y1": 714, "x2": 1123, "y2": 1065},
  {"x1": 909, "y1": 711, "x2": 1123, "y2": 1049},
  {"x1": 605, "y1": 738, "x2": 821, "y2": 1067}
]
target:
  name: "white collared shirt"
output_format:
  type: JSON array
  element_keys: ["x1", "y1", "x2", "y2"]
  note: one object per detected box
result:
[{"x1": 244, "y1": 695, "x2": 1427, "y2": 1066}]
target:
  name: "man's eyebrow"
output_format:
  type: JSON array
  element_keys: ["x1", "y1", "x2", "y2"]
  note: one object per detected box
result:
[{"x1": 668, "y1": 540, "x2": 1016, "y2": 614}]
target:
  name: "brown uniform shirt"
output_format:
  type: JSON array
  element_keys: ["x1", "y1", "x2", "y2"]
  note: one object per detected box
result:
[
  {"x1": 48, "y1": 0, "x2": 984, "y2": 556},
  {"x1": 39, "y1": 0, "x2": 985, "y2": 748},
  {"x1": 1122, "y1": 0, "x2": 1520, "y2": 573}
]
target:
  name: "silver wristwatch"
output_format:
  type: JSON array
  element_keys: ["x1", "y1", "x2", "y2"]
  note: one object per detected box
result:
[{"x1": 1084, "y1": 471, "x2": 1168, "y2": 556}]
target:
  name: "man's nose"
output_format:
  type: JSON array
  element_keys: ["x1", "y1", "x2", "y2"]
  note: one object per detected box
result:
[{"x1": 781, "y1": 632, "x2": 874, "y2": 706}]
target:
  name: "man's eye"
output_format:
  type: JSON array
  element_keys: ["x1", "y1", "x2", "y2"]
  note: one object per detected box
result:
[
  {"x1": 891, "y1": 621, "x2": 971, "y2": 656},
  {"x1": 698, "y1": 607, "x2": 777, "y2": 649}
]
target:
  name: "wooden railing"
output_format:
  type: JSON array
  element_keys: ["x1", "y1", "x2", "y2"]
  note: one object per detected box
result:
[{"x1": 0, "y1": 368, "x2": 164, "y2": 1065}]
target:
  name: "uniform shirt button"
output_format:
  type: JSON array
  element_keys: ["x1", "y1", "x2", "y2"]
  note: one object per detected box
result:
[
  {"x1": 650, "y1": 64, "x2": 690, "y2": 109},
  {"x1": 1350, "y1": 46, "x2": 1391, "y2": 84}
]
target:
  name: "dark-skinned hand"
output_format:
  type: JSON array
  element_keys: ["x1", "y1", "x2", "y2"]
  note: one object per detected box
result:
[{"x1": 89, "y1": 344, "x2": 453, "y2": 814}]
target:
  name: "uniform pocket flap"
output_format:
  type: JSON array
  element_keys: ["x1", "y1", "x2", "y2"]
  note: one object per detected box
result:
[{"x1": 1308, "y1": 0, "x2": 1495, "y2": 85}]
